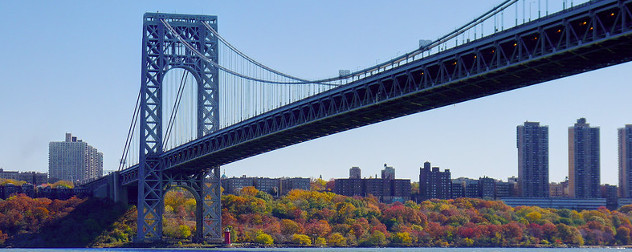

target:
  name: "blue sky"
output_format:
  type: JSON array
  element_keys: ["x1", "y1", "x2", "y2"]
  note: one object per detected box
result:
[{"x1": 0, "y1": 0, "x2": 629, "y2": 185}]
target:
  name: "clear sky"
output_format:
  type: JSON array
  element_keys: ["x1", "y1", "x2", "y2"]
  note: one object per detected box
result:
[{"x1": 0, "y1": 1, "x2": 630, "y2": 185}]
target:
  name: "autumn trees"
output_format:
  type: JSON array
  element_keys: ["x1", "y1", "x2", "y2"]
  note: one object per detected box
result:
[
  {"x1": 2, "y1": 186, "x2": 632, "y2": 247},
  {"x1": 220, "y1": 187, "x2": 632, "y2": 247},
  {"x1": 0, "y1": 194, "x2": 135, "y2": 247}
]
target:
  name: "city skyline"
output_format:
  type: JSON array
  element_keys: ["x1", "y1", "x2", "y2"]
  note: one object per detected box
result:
[{"x1": 1, "y1": 1, "x2": 631, "y2": 185}]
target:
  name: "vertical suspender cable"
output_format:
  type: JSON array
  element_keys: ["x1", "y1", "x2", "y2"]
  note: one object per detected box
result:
[{"x1": 164, "y1": 71, "x2": 189, "y2": 148}]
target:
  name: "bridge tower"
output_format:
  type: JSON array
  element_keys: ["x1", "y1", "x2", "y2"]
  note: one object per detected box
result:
[{"x1": 138, "y1": 13, "x2": 221, "y2": 242}]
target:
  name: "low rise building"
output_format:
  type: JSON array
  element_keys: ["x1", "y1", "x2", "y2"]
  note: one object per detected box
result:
[
  {"x1": 0, "y1": 169, "x2": 48, "y2": 185},
  {"x1": 495, "y1": 181, "x2": 515, "y2": 199},
  {"x1": 335, "y1": 165, "x2": 411, "y2": 203},
  {"x1": 451, "y1": 182, "x2": 465, "y2": 198},
  {"x1": 280, "y1": 177, "x2": 310, "y2": 195},
  {"x1": 222, "y1": 175, "x2": 254, "y2": 195},
  {"x1": 479, "y1": 177, "x2": 496, "y2": 199},
  {"x1": 222, "y1": 176, "x2": 310, "y2": 196},
  {"x1": 335, "y1": 178, "x2": 363, "y2": 196},
  {"x1": 502, "y1": 197, "x2": 606, "y2": 210},
  {"x1": 602, "y1": 184, "x2": 618, "y2": 210}
]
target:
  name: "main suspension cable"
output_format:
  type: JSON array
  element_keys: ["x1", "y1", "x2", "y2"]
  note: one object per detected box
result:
[
  {"x1": 193, "y1": 0, "x2": 518, "y2": 85},
  {"x1": 202, "y1": 21, "x2": 312, "y2": 83},
  {"x1": 118, "y1": 89, "x2": 141, "y2": 171},
  {"x1": 161, "y1": 19, "x2": 339, "y2": 86}
]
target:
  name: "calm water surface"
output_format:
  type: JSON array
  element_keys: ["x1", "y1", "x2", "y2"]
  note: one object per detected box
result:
[{"x1": 0, "y1": 248, "x2": 629, "y2": 252}]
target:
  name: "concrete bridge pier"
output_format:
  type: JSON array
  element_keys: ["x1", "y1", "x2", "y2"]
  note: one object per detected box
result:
[{"x1": 92, "y1": 171, "x2": 129, "y2": 204}]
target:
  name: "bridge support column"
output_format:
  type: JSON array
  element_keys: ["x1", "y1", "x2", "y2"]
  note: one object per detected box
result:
[
  {"x1": 195, "y1": 166, "x2": 222, "y2": 242},
  {"x1": 110, "y1": 171, "x2": 129, "y2": 204},
  {"x1": 163, "y1": 167, "x2": 222, "y2": 243},
  {"x1": 136, "y1": 157, "x2": 164, "y2": 242}
]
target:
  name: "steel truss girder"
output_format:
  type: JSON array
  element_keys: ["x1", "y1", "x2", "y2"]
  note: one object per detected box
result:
[
  {"x1": 137, "y1": 13, "x2": 219, "y2": 243},
  {"x1": 120, "y1": 168, "x2": 138, "y2": 186},
  {"x1": 153, "y1": 0, "x2": 632, "y2": 173}
]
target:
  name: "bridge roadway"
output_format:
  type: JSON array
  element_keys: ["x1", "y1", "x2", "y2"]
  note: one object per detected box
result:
[{"x1": 113, "y1": 0, "x2": 632, "y2": 186}]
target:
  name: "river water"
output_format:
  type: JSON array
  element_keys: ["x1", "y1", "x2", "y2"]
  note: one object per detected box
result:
[{"x1": 0, "y1": 248, "x2": 627, "y2": 252}]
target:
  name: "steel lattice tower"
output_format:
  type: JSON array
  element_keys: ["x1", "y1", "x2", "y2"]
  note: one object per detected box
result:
[{"x1": 138, "y1": 13, "x2": 221, "y2": 242}]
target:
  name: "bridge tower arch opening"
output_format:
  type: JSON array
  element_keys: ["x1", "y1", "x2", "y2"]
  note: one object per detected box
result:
[
  {"x1": 138, "y1": 13, "x2": 221, "y2": 243},
  {"x1": 162, "y1": 171, "x2": 220, "y2": 242},
  {"x1": 161, "y1": 67, "x2": 200, "y2": 151}
]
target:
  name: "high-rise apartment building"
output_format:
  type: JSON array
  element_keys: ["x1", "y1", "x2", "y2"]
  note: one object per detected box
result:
[
  {"x1": 419, "y1": 161, "x2": 451, "y2": 200},
  {"x1": 517, "y1": 121, "x2": 549, "y2": 197},
  {"x1": 569, "y1": 118, "x2": 600, "y2": 198},
  {"x1": 619, "y1": 125, "x2": 632, "y2": 197},
  {"x1": 49, "y1": 133, "x2": 103, "y2": 183}
]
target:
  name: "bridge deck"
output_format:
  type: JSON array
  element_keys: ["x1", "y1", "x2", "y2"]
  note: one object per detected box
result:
[{"x1": 106, "y1": 0, "x2": 632, "y2": 186}]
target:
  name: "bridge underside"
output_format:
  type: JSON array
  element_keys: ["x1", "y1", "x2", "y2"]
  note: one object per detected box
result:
[{"x1": 178, "y1": 34, "x2": 632, "y2": 171}]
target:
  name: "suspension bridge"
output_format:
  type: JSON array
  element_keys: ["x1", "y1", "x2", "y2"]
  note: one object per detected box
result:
[{"x1": 81, "y1": 0, "x2": 632, "y2": 243}]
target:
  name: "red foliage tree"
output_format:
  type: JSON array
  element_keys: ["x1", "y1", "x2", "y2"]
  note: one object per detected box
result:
[{"x1": 305, "y1": 220, "x2": 332, "y2": 238}]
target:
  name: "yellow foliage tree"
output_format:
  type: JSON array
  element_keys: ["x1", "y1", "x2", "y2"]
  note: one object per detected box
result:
[
  {"x1": 254, "y1": 231, "x2": 274, "y2": 245},
  {"x1": 178, "y1": 225, "x2": 192, "y2": 239},
  {"x1": 315, "y1": 237, "x2": 327, "y2": 247},
  {"x1": 311, "y1": 178, "x2": 326, "y2": 191},
  {"x1": 526, "y1": 211, "x2": 542, "y2": 223},
  {"x1": 292, "y1": 234, "x2": 312, "y2": 246},
  {"x1": 184, "y1": 198, "x2": 196, "y2": 214},
  {"x1": 392, "y1": 232, "x2": 412, "y2": 246},
  {"x1": 0, "y1": 179, "x2": 26, "y2": 186},
  {"x1": 327, "y1": 232, "x2": 347, "y2": 247},
  {"x1": 240, "y1": 186, "x2": 259, "y2": 197},
  {"x1": 51, "y1": 180, "x2": 73, "y2": 189}
]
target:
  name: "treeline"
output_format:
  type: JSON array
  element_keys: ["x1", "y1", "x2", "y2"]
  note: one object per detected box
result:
[
  {"x1": 0, "y1": 178, "x2": 74, "y2": 188},
  {"x1": 2, "y1": 188, "x2": 632, "y2": 247},
  {"x1": 223, "y1": 186, "x2": 632, "y2": 247}
]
